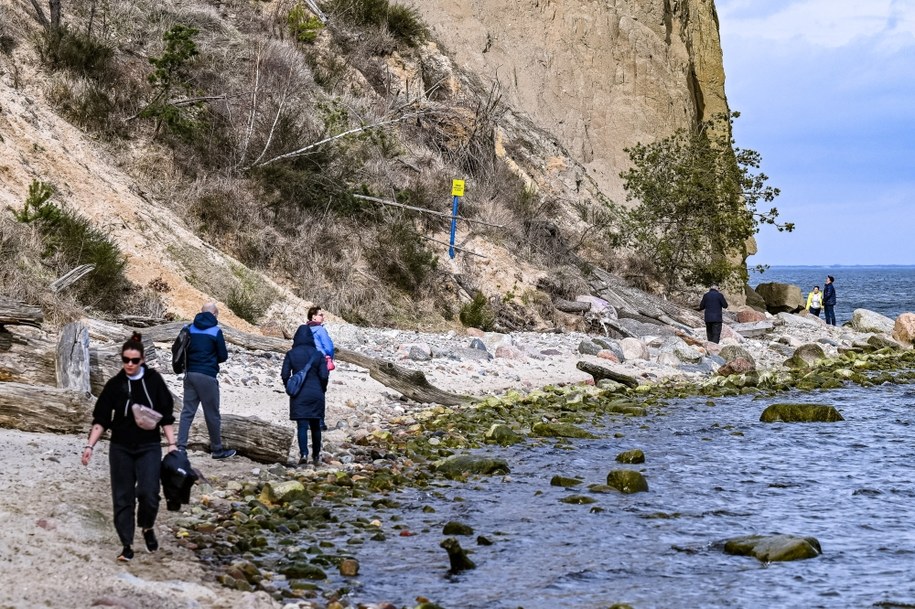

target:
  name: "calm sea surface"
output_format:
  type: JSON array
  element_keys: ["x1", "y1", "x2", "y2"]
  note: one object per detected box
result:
[{"x1": 749, "y1": 265, "x2": 915, "y2": 324}]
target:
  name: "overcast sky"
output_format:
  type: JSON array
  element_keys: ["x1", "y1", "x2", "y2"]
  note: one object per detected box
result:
[{"x1": 716, "y1": 0, "x2": 915, "y2": 266}]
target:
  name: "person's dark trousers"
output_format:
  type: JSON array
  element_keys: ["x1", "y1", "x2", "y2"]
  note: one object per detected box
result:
[
  {"x1": 706, "y1": 321, "x2": 723, "y2": 344},
  {"x1": 109, "y1": 442, "x2": 162, "y2": 548},
  {"x1": 824, "y1": 305, "x2": 836, "y2": 326},
  {"x1": 178, "y1": 372, "x2": 223, "y2": 452},
  {"x1": 810, "y1": 307, "x2": 821, "y2": 318},
  {"x1": 296, "y1": 418, "x2": 322, "y2": 461}
]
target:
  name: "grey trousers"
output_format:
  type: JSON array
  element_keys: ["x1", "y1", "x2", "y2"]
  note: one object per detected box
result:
[{"x1": 177, "y1": 372, "x2": 223, "y2": 452}]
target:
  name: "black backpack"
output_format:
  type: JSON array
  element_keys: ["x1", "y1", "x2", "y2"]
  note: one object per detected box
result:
[{"x1": 171, "y1": 325, "x2": 191, "y2": 374}]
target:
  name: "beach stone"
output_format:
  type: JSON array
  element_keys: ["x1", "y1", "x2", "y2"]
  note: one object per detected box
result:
[
  {"x1": 550, "y1": 475, "x2": 584, "y2": 487},
  {"x1": 483, "y1": 423, "x2": 523, "y2": 446},
  {"x1": 744, "y1": 284, "x2": 767, "y2": 311},
  {"x1": 495, "y1": 344, "x2": 526, "y2": 360},
  {"x1": 620, "y1": 337, "x2": 649, "y2": 360},
  {"x1": 736, "y1": 307, "x2": 767, "y2": 323},
  {"x1": 893, "y1": 313, "x2": 915, "y2": 346},
  {"x1": 531, "y1": 422, "x2": 597, "y2": 439},
  {"x1": 258, "y1": 481, "x2": 307, "y2": 505},
  {"x1": 731, "y1": 321, "x2": 774, "y2": 338},
  {"x1": 597, "y1": 349, "x2": 621, "y2": 363},
  {"x1": 593, "y1": 338, "x2": 625, "y2": 361},
  {"x1": 760, "y1": 403, "x2": 844, "y2": 423},
  {"x1": 433, "y1": 455, "x2": 510, "y2": 478},
  {"x1": 717, "y1": 358, "x2": 755, "y2": 377},
  {"x1": 606, "y1": 469, "x2": 649, "y2": 493},
  {"x1": 656, "y1": 352, "x2": 680, "y2": 367},
  {"x1": 851, "y1": 309, "x2": 895, "y2": 334},
  {"x1": 450, "y1": 346, "x2": 493, "y2": 361},
  {"x1": 280, "y1": 562, "x2": 327, "y2": 579},
  {"x1": 339, "y1": 559, "x2": 360, "y2": 576},
  {"x1": 560, "y1": 494, "x2": 597, "y2": 504},
  {"x1": 775, "y1": 312, "x2": 822, "y2": 328},
  {"x1": 755, "y1": 282, "x2": 804, "y2": 314},
  {"x1": 784, "y1": 343, "x2": 827, "y2": 369},
  {"x1": 443, "y1": 521, "x2": 474, "y2": 535},
  {"x1": 578, "y1": 340, "x2": 603, "y2": 356},
  {"x1": 469, "y1": 338, "x2": 488, "y2": 351},
  {"x1": 723, "y1": 534, "x2": 821, "y2": 562},
  {"x1": 719, "y1": 345, "x2": 756, "y2": 368},
  {"x1": 407, "y1": 344, "x2": 432, "y2": 361},
  {"x1": 615, "y1": 449, "x2": 645, "y2": 464},
  {"x1": 867, "y1": 335, "x2": 902, "y2": 350}
]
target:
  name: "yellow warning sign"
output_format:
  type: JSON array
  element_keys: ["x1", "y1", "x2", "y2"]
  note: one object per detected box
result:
[{"x1": 451, "y1": 179, "x2": 465, "y2": 197}]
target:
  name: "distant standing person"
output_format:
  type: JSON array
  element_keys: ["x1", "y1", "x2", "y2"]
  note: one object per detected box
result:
[
  {"x1": 698, "y1": 284, "x2": 729, "y2": 344},
  {"x1": 307, "y1": 306, "x2": 335, "y2": 431},
  {"x1": 81, "y1": 332, "x2": 176, "y2": 562},
  {"x1": 806, "y1": 285, "x2": 823, "y2": 318},
  {"x1": 823, "y1": 275, "x2": 837, "y2": 326},
  {"x1": 282, "y1": 325, "x2": 329, "y2": 468},
  {"x1": 176, "y1": 303, "x2": 236, "y2": 459}
]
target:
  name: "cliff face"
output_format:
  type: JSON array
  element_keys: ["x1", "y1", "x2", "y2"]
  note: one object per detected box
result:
[{"x1": 406, "y1": 0, "x2": 728, "y2": 202}]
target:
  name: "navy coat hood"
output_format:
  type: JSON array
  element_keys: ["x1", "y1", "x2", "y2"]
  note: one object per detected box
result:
[
  {"x1": 193, "y1": 311, "x2": 219, "y2": 330},
  {"x1": 293, "y1": 324, "x2": 316, "y2": 348},
  {"x1": 282, "y1": 325, "x2": 328, "y2": 420}
]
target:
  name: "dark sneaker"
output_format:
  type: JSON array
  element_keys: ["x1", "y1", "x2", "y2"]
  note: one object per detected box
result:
[
  {"x1": 320, "y1": 421, "x2": 328, "y2": 431},
  {"x1": 312, "y1": 457, "x2": 321, "y2": 468},
  {"x1": 117, "y1": 546, "x2": 134, "y2": 562},
  {"x1": 142, "y1": 528, "x2": 159, "y2": 553},
  {"x1": 212, "y1": 449, "x2": 237, "y2": 460}
]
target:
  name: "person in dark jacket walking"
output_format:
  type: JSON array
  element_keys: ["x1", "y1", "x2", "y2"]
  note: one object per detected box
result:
[
  {"x1": 281, "y1": 325, "x2": 329, "y2": 468},
  {"x1": 81, "y1": 332, "x2": 176, "y2": 562},
  {"x1": 306, "y1": 305, "x2": 335, "y2": 431},
  {"x1": 698, "y1": 284, "x2": 729, "y2": 344},
  {"x1": 176, "y1": 303, "x2": 235, "y2": 459},
  {"x1": 823, "y1": 275, "x2": 837, "y2": 326}
]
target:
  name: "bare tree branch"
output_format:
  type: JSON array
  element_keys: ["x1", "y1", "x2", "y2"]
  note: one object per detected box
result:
[{"x1": 28, "y1": 0, "x2": 50, "y2": 29}]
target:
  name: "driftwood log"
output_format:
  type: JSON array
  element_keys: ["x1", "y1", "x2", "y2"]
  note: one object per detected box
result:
[
  {"x1": 554, "y1": 298, "x2": 591, "y2": 314},
  {"x1": 83, "y1": 319, "x2": 470, "y2": 405},
  {"x1": 576, "y1": 361, "x2": 640, "y2": 388},
  {"x1": 56, "y1": 321, "x2": 91, "y2": 392},
  {"x1": 0, "y1": 382, "x2": 93, "y2": 433},
  {"x1": 186, "y1": 413, "x2": 292, "y2": 463},
  {"x1": 0, "y1": 326, "x2": 57, "y2": 385},
  {"x1": 0, "y1": 299, "x2": 44, "y2": 328},
  {"x1": 588, "y1": 268, "x2": 703, "y2": 331}
]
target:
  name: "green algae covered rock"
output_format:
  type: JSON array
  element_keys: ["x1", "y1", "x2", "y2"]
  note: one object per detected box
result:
[
  {"x1": 723, "y1": 534, "x2": 821, "y2": 562},
  {"x1": 484, "y1": 423, "x2": 524, "y2": 446},
  {"x1": 258, "y1": 480, "x2": 308, "y2": 506},
  {"x1": 615, "y1": 449, "x2": 645, "y2": 464},
  {"x1": 606, "y1": 469, "x2": 649, "y2": 493},
  {"x1": 550, "y1": 475, "x2": 583, "y2": 487},
  {"x1": 433, "y1": 455, "x2": 510, "y2": 479},
  {"x1": 531, "y1": 422, "x2": 597, "y2": 439},
  {"x1": 560, "y1": 494, "x2": 597, "y2": 504},
  {"x1": 442, "y1": 521, "x2": 474, "y2": 536},
  {"x1": 760, "y1": 403, "x2": 844, "y2": 423},
  {"x1": 280, "y1": 561, "x2": 327, "y2": 579},
  {"x1": 441, "y1": 537, "x2": 476, "y2": 573}
]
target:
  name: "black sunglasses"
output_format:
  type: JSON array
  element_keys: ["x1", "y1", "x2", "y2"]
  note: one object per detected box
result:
[{"x1": 121, "y1": 356, "x2": 142, "y2": 364}]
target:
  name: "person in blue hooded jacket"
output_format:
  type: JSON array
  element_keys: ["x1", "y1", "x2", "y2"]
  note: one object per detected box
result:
[
  {"x1": 176, "y1": 303, "x2": 235, "y2": 459},
  {"x1": 281, "y1": 325, "x2": 329, "y2": 467}
]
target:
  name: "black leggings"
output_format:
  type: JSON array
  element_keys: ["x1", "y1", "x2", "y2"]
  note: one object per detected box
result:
[
  {"x1": 109, "y1": 442, "x2": 161, "y2": 548},
  {"x1": 296, "y1": 418, "x2": 322, "y2": 460}
]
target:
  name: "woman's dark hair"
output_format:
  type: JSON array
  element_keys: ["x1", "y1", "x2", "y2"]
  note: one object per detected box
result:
[
  {"x1": 122, "y1": 332, "x2": 145, "y2": 356},
  {"x1": 307, "y1": 306, "x2": 321, "y2": 321}
]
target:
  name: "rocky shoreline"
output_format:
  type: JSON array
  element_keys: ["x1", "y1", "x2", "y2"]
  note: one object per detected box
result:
[{"x1": 1, "y1": 307, "x2": 914, "y2": 609}]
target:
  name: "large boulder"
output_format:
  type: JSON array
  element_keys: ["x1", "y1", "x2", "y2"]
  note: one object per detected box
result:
[
  {"x1": 723, "y1": 534, "x2": 821, "y2": 562},
  {"x1": 755, "y1": 282, "x2": 804, "y2": 314},
  {"x1": 736, "y1": 307, "x2": 767, "y2": 323},
  {"x1": 744, "y1": 284, "x2": 768, "y2": 312},
  {"x1": 784, "y1": 343, "x2": 827, "y2": 369},
  {"x1": 775, "y1": 312, "x2": 823, "y2": 328},
  {"x1": 731, "y1": 321, "x2": 774, "y2": 338},
  {"x1": 893, "y1": 313, "x2": 915, "y2": 346},
  {"x1": 719, "y1": 345, "x2": 756, "y2": 368},
  {"x1": 850, "y1": 309, "x2": 895, "y2": 334},
  {"x1": 258, "y1": 480, "x2": 308, "y2": 505},
  {"x1": 619, "y1": 337, "x2": 649, "y2": 360},
  {"x1": 606, "y1": 469, "x2": 649, "y2": 493},
  {"x1": 760, "y1": 403, "x2": 844, "y2": 423}
]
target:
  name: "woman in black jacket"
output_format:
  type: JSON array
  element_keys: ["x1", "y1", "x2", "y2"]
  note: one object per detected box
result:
[
  {"x1": 281, "y1": 325, "x2": 329, "y2": 468},
  {"x1": 81, "y1": 332, "x2": 176, "y2": 562}
]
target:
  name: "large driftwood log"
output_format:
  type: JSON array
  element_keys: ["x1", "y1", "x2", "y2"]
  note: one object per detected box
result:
[
  {"x1": 554, "y1": 299, "x2": 591, "y2": 314},
  {"x1": 186, "y1": 414, "x2": 292, "y2": 463},
  {"x1": 85, "y1": 319, "x2": 470, "y2": 405},
  {"x1": 56, "y1": 321, "x2": 91, "y2": 392},
  {"x1": 0, "y1": 326, "x2": 57, "y2": 385},
  {"x1": 0, "y1": 382, "x2": 93, "y2": 433},
  {"x1": 588, "y1": 268, "x2": 703, "y2": 331},
  {"x1": 0, "y1": 299, "x2": 44, "y2": 327},
  {"x1": 576, "y1": 360, "x2": 640, "y2": 388}
]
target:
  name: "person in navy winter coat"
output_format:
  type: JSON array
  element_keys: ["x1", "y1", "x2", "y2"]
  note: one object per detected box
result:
[
  {"x1": 698, "y1": 284, "x2": 729, "y2": 344},
  {"x1": 281, "y1": 325, "x2": 329, "y2": 467}
]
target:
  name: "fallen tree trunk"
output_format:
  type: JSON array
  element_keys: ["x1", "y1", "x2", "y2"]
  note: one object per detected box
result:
[
  {"x1": 0, "y1": 382, "x2": 93, "y2": 433},
  {"x1": 186, "y1": 413, "x2": 292, "y2": 463},
  {"x1": 56, "y1": 321, "x2": 91, "y2": 393},
  {"x1": 554, "y1": 299, "x2": 591, "y2": 314},
  {"x1": 0, "y1": 327, "x2": 57, "y2": 385},
  {"x1": 576, "y1": 360, "x2": 640, "y2": 388},
  {"x1": 0, "y1": 299, "x2": 44, "y2": 327}
]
